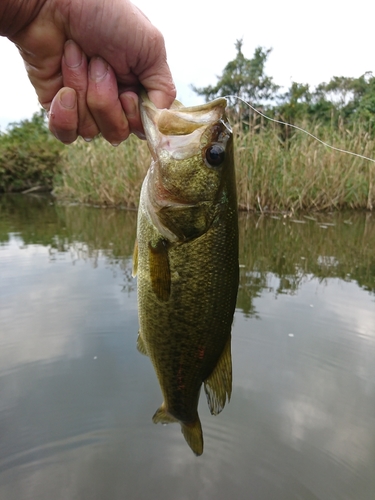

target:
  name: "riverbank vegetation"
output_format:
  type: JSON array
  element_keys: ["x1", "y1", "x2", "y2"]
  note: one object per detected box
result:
[
  {"x1": 1, "y1": 40, "x2": 375, "y2": 211},
  {"x1": 54, "y1": 134, "x2": 150, "y2": 208},
  {"x1": 54, "y1": 120, "x2": 375, "y2": 212},
  {"x1": 0, "y1": 112, "x2": 63, "y2": 193}
]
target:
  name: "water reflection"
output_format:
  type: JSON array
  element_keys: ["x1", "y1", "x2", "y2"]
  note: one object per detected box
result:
[
  {"x1": 2, "y1": 195, "x2": 375, "y2": 305},
  {"x1": 237, "y1": 212, "x2": 375, "y2": 317},
  {"x1": 1, "y1": 195, "x2": 375, "y2": 499}
]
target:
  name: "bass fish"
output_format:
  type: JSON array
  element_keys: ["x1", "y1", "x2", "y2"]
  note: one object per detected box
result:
[{"x1": 132, "y1": 94, "x2": 239, "y2": 456}]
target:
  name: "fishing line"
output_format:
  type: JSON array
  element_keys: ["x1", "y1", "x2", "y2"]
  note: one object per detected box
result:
[{"x1": 225, "y1": 95, "x2": 375, "y2": 164}]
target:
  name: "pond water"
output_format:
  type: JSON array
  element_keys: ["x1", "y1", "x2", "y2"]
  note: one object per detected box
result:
[{"x1": 1, "y1": 194, "x2": 374, "y2": 500}]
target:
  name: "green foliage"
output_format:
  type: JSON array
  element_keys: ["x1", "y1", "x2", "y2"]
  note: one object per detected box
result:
[
  {"x1": 192, "y1": 40, "x2": 375, "y2": 136},
  {"x1": 279, "y1": 72, "x2": 375, "y2": 130},
  {"x1": 277, "y1": 82, "x2": 311, "y2": 121},
  {"x1": 353, "y1": 73, "x2": 375, "y2": 129},
  {"x1": 192, "y1": 40, "x2": 279, "y2": 106},
  {"x1": 0, "y1": 111, "x2": 64, "y2": 192}
]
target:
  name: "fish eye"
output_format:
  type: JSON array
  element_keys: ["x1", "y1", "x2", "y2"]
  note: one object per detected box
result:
[{"x1": 204, "y1": 144, "x2": 225, "y2": 169}]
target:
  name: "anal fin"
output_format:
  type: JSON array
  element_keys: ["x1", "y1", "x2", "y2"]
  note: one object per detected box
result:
[{"x1": 203, "y1": 335, "x2": 232, "y2": 416}]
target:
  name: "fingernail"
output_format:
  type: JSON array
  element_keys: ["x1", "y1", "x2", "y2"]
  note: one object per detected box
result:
[
  {"x1": 83, "y1": 137, "x2": 93, "y2": 142},
  {"x1": 64, "y1": 40, "x2": 82, "y2": 68},
  {"x1": 90, "y1": 57, "x2": 108, "y2": 81},
  {"x1": 60, "y1": 88, "x2": 76, "y2": 109},
  {"x1": 111, "y1": 142, "x2": 120, "y2": 147}
]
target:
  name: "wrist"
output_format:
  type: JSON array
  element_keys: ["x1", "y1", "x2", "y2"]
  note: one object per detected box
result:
[{"x1": 0, "y1": 0, "x2": 47, "y2": 38}]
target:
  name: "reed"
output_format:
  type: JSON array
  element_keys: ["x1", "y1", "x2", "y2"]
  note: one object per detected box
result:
[
  {"x1": 235, "y1": 118, "x2": 375, "y2": 211},
  {"x1": 54, "y1": 120, "x2": 375, "y2": 211},
  {"x1": 54, "y1": 135, "x2": 150, "y2": 208}
]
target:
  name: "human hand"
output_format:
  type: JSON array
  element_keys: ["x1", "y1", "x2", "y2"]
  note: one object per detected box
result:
[
  {"x1": 2, "y1": 0, "x2": 176, "y2": 144},
  {"x1": 49, "y1": 40, "x2": 147, "y2": 145}
]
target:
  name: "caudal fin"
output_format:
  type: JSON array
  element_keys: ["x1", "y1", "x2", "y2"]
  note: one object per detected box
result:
[
  {"x1": 181, "y1": 419, "x2": 204, "y2": 456},
  {"x1": 152, "y1": 403, "x2": 204, "y2": 456}
]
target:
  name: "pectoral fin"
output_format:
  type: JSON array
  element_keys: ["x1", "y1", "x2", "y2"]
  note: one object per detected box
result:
[
  {"x1": 148, "y1": 239, "x2": 171, "y2": 302},
  {"x1": 203, "y1": 335, "x2": 232, "y2": 416},
  {"x1": 132, "y1": 239, "x2": 138, "y2": 277}
]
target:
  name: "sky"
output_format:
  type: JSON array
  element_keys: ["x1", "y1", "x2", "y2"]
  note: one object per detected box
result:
[{"x1": 1, "y1": 0, "x2": 374, "y2": 131}]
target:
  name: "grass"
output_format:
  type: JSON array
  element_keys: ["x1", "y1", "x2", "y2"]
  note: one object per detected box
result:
[
  {"x1": 54, "y1": 119, "x2": 375, "y2": 212},
  {"x1": 234, "y1": 119, "x2": 375, "y2": 212},
  {"x1": 53, "y1": 134, "x2": 150, "y2": 208}
]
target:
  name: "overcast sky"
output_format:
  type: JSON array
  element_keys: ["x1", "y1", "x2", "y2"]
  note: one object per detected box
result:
[{"x1": 1, "y1": 0, "x2": 374, "y2": 131}]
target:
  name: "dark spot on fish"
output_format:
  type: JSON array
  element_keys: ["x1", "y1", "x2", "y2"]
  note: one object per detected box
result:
[{"x1": 197, "y1": 346, "x2": 205, "y2": 360}]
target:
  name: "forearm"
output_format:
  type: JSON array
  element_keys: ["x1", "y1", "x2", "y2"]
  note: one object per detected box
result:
[{"x1": 0, "y1": 0, "x2": 47, "y2": 37}]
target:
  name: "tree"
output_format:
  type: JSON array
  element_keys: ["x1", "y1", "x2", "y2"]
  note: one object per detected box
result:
[
  {"x1": 192, "y1": 41, "x2": 375, "y2": 135},
  {"x1": 351, "y1": 72, "x2": 375, "y2": 129},
  {"x1": 277, "y1": 82, "x2": 312, "y2": 123},
  {"x1": 191, "y1": 40, "x2": 279, "y2": 110},
  {"x1": 311, "y1": 72, "x2": 375, "y2": 128}
]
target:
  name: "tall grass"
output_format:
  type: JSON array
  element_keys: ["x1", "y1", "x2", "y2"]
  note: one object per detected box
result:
[
  {"x1": 54, "y1": 120, "x2": 375, "y2": 211},
  {"x1": 234, "y1": 119, "x2": 375, "y2": 211},
  {"x1": 54, "y1": 134, "x2": 150, "y2": 208}
]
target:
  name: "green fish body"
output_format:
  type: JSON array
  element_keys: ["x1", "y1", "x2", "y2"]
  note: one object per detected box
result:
[{"x1": 133, "y1": 95, "x2": 239, "y2": 456}]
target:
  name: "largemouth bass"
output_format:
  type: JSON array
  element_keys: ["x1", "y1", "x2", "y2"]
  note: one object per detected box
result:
[{"x1": 133, "y1": 94, "x2": 239, "y2": 456}]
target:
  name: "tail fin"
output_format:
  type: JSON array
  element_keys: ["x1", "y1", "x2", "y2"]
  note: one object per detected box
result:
[
  {"x1": 181, "y1": 419, "x2": 204, "y2": 456},
  {"x1": 152, "y1": 403, "x2": 204, "y2": 456}
]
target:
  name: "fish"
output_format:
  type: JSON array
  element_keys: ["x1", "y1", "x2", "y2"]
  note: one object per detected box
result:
[{"x1": 132, "y1": 93, "x2": 239, "y2": 456}]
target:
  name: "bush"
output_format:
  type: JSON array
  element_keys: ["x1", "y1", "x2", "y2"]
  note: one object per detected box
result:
[{"x1": 0, "y1": 111, "x2": 64, "y2": 192}]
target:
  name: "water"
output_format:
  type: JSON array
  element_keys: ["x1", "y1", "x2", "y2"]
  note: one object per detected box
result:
[{"x1": 1, "y1": 194, "x2": 374, "y2": 500}]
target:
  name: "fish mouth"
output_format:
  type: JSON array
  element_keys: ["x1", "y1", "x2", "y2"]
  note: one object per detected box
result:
[
  {"x1": 140, "y1": 96, "x2": 228, "y2": 161},
  {"x1": 152, "y1": 99, "x2": 228, "y2": 135}
]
